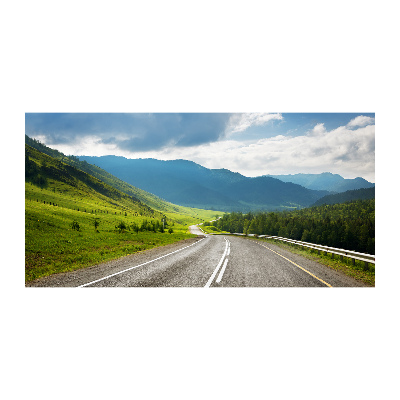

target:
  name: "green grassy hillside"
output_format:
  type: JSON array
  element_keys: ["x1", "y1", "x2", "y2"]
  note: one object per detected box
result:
[{"x1": 25, "y1": 144, "x2": 220, "y2": 283}]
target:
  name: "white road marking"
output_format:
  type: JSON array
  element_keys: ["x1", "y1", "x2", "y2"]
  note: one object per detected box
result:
[
  {"x1": 204, "y1": 238, "x2": 229, "y2": 288},
  {"x1": 216, "y1": 258, "x2": 229, "y2": 283},
  {"x1": 78, "y1": 237, "x2": 208, "y2": 287}
]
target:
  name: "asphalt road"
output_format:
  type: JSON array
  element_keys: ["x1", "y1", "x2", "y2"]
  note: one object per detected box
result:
[{"x1": 27, "y1": 225, "x2": 366, "y2": 287}]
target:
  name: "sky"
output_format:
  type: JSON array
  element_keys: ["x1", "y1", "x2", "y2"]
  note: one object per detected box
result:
[{"x1": 25, "y1": 112, "x2": 375, "y2": 182}]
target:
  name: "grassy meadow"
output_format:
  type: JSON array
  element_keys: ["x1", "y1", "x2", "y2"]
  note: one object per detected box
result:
[
  {"x1": 25, "y1": 144, "x2": 222, "y2": 283},
  {"x1": 198, "y1": 223, "x2": 229, "y2": 235}
]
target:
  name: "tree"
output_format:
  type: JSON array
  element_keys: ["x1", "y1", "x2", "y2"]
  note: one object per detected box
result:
[
  {"x1": 94, "y1": 219, "x2": 100, "y2": 232},
  {"x1": 168, "y1": 228, "x2": 173, "y2": 234},
  {"x1": 301, "y1": 229, "x2": 310, "y2": 242},
  {"x1": 243, "y1": 219, "x2": 250, "y2": 235},
  {"x1": 248, "y1": 219, "x2": 259, "y2": 235}
]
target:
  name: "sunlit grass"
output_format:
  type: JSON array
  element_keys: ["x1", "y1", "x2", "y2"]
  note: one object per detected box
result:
[{"x1": 25, "y1": 181, "x2": 218, "y2": 282}]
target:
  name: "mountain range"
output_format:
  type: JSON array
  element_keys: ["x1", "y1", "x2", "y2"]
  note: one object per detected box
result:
[
  {"x1": 25, "y1": 135, "x2": 375, "y2": 212},
  {"x1": 78, "y1": 156, "x2": 333, "y2": 211}
]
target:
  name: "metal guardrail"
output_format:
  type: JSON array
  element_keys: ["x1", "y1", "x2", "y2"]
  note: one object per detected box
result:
[{"x1": 228, "y1": 233, "x2": 375, "y2": 266}]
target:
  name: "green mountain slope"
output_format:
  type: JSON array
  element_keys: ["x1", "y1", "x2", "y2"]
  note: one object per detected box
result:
[
  {"x1": 25, "y1": 135, "x2": 217, "y2": 220},
  {"x1": 25, "y1": 144, "x2": 157, "y2": 216}
]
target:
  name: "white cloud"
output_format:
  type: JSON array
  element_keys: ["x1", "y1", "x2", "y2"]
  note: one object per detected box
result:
[
  {"x1": 347, "y1": 115, "x2": 375, "y2": 128},
  {"x1": 307, "y1": 123, "x2": 327, "y2": 136},
  {"x1": 36, "y1": 116, "x2": 375, "y2": 182},
  {"x1": 225, "y1": 113, "x2": 283, "y2": 135},
  {"x1": 142, "y1": 122, "x2": 375, "y2": 181},
  {"x1": 42, "y1": 135, "x2": 125, "y2": 157}
]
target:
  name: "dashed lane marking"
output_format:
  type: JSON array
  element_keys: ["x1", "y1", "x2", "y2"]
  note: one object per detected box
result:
[{"x1": 204, "y1": 238, "x2": 229, "y2": 288}]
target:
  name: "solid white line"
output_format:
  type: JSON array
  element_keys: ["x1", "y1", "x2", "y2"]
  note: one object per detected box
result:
[
  {"x1": 78, "y1": 237, "x2": 207, "y2": 287},
  {"x1": 216, "y1": 258, "x2": 229, "y2": 283},
  {"x1": 204, "y1": 238, "x2": 229, "y2": 288}
]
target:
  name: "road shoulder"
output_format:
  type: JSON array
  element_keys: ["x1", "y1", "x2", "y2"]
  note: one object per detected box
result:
[
  {"x1": 241, "y1": 236, "x2": 370, "y2": 287},
  {"x1": 26, "y1": 236, "x2": 204, "y2": 287}
]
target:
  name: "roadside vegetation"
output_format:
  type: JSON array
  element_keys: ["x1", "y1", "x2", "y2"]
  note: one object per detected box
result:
[
  {"x1": 25, "y1": 144, "x2": 221, "y2": 282},
  {"x1": 212, "y1": 200, "x2": 375, "y2": 255}
]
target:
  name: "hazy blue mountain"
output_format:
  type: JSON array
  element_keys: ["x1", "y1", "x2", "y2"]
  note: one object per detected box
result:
[
  {"x1": 311, "y1": 187, "x2": 375, "y2": 207},
  {"x1": 267, "y1": 172, "x2": 374, "y2": 192},
  {"x1": 78, "y1": 156, "x2": 329, "y2": 211}
]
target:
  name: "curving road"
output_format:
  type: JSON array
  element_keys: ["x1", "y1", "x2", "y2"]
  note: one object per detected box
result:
[{"x1": 27, "y1": 225, "x2": 365, "y2": 287}]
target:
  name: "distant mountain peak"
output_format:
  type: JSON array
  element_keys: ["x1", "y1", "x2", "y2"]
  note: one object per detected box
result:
[{"x1": 267, "y1": 172, "x2": 374, "y2": 193}]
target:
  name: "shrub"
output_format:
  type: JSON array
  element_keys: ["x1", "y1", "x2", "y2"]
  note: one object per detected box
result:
[
  {"x1": 116, "y1": 221, "x2": 127, "y2": 232},
  {"x1": 131, "y1": 222, "x2": 140, "y2": 234},
  {"x1": 71, "y1": 221, "x2": 80, "y2": 231}
]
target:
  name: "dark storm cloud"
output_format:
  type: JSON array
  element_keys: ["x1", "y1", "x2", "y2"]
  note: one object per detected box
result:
[{"x1": 25, "y1": 113, "x2": 231, "y2": 151}]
